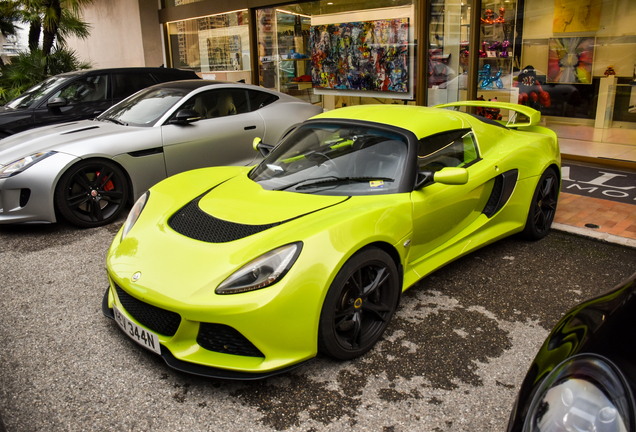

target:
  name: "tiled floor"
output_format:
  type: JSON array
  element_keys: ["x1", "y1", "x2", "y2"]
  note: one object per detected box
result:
[
  {"x1": 555, "y1": 192, "x2": 636, "y2": 240},
  {"x1": 546, "y1": 122, "x2": 636, "y2": 245}
]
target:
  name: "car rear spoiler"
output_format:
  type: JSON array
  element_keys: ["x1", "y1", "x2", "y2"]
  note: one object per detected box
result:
[{"x1": 434, "y1": 101, "x2": 541, "y2": 128}]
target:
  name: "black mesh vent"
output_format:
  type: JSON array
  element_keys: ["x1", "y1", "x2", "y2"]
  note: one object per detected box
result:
[
  {"x1": 168, "y1": 196, "x2": 281, "y2": 243},
  {"x1": 483, "y1": 175, "x2": 504, "y2": 217},
  {"x1": 115, "y1": 284, "x2": 181, "y2": 336},
  {"x1": 197, "y1": 323, "x2": 264, "y2": 357}
]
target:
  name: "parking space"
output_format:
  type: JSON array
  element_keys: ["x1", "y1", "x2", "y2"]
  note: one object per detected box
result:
[{"x1": 1, "y1": 221, "x2": 635, "y2": 431}]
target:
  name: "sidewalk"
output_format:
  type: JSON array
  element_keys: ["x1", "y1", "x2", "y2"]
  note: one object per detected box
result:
[
  {"x1": 553, "y1": 192, "x2": 636, "y2": 248},
  {"x1": 552, "y1": 124, "x2": 636, "y2": 248}
]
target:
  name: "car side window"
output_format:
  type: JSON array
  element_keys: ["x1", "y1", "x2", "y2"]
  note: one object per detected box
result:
[
  {"x1": 418, "y1": 129, "x2": 479, "y2": 172},
  {"x1": 248, "y1": 89, "x2": 279, "y2": 111},
  {"x1": 112, "y1": 73, "x2": 157, "y2": 100},
  {"x1": 49, "y1": 75, "x2": 109, "y2": 105},
  {"x1": 180, "y1": 89, "x2": 249, "y2": 120}
]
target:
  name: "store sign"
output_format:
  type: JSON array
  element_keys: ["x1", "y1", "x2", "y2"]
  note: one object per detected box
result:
[{"x1": 561, "y1": 164, "x2": 636, "y2": 204}]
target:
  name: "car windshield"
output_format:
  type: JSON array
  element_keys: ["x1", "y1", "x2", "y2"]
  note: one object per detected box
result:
[
  {"x1": 97, "y1": 87, "x2": 189, "y2": 127},
  {"x1": 250, "y1": 123, "x2": 409, "y2": 196},
  {"x1": 6, "y1": 75, "x2": 71, "y2": 109}
]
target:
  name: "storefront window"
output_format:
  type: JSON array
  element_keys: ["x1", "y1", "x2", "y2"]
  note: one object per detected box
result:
[
  {"x1": 427, "y1": 0, "x2": 473, "y2": 106},
  {"x1": 166, "y1": 10, "x2": 251, "y2": 83},
  {"x1": 256, "y1": 0, "x2": 417, "y2": 108},
  {"x1": 478, "y1": 0, "x2": 636, "y2": 142}
]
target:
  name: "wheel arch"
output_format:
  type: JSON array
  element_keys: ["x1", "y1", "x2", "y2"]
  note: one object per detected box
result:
[
  {"x1": 53, "y1": 156, "x2": 135, "y2": 216},
  {"x1": 361, "y1": 240, "x2": 404, "y2": 305},
  {"x1": 53, "y1": 156, "x2": 135, "y2": 206}
]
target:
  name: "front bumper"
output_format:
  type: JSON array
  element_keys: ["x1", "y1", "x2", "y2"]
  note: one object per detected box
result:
[
  {"x1": 102, "y1": 286, "x2": 310, "y2": 380},
  {"x1": 102, "y1": 272, "x2": 319, "y2": 379},
  {"x1": 0, "y1": 152, "x2": 79, "y2": 224}
]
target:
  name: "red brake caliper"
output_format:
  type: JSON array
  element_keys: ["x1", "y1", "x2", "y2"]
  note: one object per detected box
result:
[{"x1": 96, "y1": 171, "x2": 115, "y2": 191}]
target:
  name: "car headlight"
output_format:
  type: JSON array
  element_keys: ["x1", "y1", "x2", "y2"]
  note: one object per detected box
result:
[
  {"x1": 0, "y1": 151, "x2": 56, "y2": 178},
  {"x1": 121, "y1": 191, "x2": 149, "y2": 241},
  {"x1": 216, "y1": 242, "x2": 302, "y2": 294},
  {"x1": 524, "y1": 354, "x2": 634, "y2": 432}
]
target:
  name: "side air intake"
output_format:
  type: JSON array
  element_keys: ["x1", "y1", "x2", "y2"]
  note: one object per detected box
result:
[{"x1": 483, "y1": 169, "x2": 518, "y2": 218}]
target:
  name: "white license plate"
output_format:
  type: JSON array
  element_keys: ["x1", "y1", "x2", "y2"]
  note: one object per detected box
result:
[{"x1": 113, "y1": 305, "x2": 161, "y2": 355}]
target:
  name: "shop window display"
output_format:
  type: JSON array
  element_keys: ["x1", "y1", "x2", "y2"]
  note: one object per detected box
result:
[
  {"x1": 426, "y1": 0, "x2": 472, "y2": 107},
  {"x1": 491, "y1": 0, "x2": 636, "y2": 133},
  {"x1": 166, "y1": 10, "x2": 251, "y2": 83},
  {"x1": 257, "y1": 0, "x2": 416, "y2": 109},
  {"x1": 475, "y1": 0, "x2": 519, "y2": 116}
]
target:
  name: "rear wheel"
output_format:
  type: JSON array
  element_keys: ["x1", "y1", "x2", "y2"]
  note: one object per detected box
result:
[
  {"x1": 318, "y1": 248, "x2": 400, "y2": 360},
  {"x1": 522, "y1": 167, "x2": 559, "y2": 240},
  {"x1": 55, "y1": 159, "x2": 129, "y2": 228}
]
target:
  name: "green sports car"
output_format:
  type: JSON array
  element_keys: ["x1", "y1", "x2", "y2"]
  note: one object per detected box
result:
[{"x1": 103, "y1": 101, "x2": 560, "y2": 379}]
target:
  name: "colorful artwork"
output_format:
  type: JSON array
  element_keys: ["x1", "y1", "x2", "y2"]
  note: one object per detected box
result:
[
  {"x1": 553, "y1": 0, "x2": 601, "y2": 33},
  {"x1": 310, "y1": 18, "x2": 409, "y2": 93},
  {"x1": 547, "y1": 37, "x2": 594, "y2": 84}
]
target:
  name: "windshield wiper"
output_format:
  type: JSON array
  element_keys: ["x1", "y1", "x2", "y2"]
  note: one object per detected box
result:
[
  {"x1": 101, "y1": 117, "x2": 127, "y2": 126},
  {"x1": 276, "y1": 176, "x2": 394, "y2": 191}
]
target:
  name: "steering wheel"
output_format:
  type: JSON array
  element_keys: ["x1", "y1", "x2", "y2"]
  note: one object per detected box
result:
[{"x1": 307, "y1": 152, "x2": 340, "y2": 176}]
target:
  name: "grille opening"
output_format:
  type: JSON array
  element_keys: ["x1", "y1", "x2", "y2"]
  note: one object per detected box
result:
[
  {"x1": 115, "y1": 284, "x2": 181, "y2": 336},
  {"x1": 197, "y1": 323, "x2": 264, "y2": 357},
  {"x1": 19, "y1": 189, "x2": 31, "y2": 208}
]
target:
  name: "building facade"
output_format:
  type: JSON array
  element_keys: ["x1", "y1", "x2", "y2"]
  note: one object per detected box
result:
[{"x1": 68, "y1": 0, "x2": 636, "y2": 150}]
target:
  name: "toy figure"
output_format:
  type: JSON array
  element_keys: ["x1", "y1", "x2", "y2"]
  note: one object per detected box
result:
[
  {"x1": 494, "y1": 7, "x2": 506, "y2": 23},
  {"x1": 515, "y1": 65, "x2": 550, "y2": 108},
  {"x1": 500, "y1": 40, "x2": 510, "y2": 58},
  {"x1": 476, "y1": 95, "x2": 503, "y2": 120},
  {"x1": 604, "y1": 66, "x2": 616, "y2": 77},
  {"x1": 481, "y1": 9, "x2": 494, "y2": 24},
  {"x1": 479, "y1": 41, "x2": 487, "y2": 57},
  {"x1": 478, "y1": 64, "x2": 503, "y2": 89}
]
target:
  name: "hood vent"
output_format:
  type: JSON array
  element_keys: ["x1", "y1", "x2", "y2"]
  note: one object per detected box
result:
[
  {"x1": 61, "y1": 125, "x2": 100, "y2": 135},
  {"x1": 169, "y1": 194, "x2": 283, "y2": 243}
]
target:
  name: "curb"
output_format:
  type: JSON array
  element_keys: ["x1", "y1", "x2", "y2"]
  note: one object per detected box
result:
[{"x1": 553, "y1": 222, "x2": 636, "y2": 249}]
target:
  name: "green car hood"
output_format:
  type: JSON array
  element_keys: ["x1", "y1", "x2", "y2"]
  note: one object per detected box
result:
[
  {"x1": 108, "y1": 167, "x2": 364, "y2": 309},
  {"x1": 197, "y1": 173, "x2": 348, "y2": 225}
]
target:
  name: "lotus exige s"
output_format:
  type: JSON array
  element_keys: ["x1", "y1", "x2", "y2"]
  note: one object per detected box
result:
[{"x1": 103, "y1": 101, "x2": 561, "y2": 379}]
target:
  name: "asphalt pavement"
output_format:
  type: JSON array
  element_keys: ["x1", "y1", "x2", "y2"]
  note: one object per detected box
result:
[{"x1": 1, "y1": 218, "x2": 636, "y2": 432}]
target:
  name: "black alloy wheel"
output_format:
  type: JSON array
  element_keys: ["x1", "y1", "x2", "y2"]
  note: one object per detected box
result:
[
  {"x1": 522, "y1": 167, "x2": 559, "y2": 240},
  {"x1": 55, "y1": 159, "x2": 129, "y2": 228},
  {"x1": 318, "y1": 247, "x2": 400, "y2": 360}
]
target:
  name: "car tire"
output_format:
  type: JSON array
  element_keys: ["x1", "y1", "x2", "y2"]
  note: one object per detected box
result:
[
  {"x1": 521, "y1": 167, "x2": 559, "y2": 241},
  {"x1": 55, "y1": 159, "x2": 129, "y2": 228},
  {"x1": 318, "y1": 247, "x2": 400, "y2": 360}
]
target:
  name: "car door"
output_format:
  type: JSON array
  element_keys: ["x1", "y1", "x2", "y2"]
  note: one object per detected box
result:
[
  {"x1": 32, "y1": 74, "x2": 111, "y2": 127},
  {"x1": 408, "y1": 129, "x2": 490, "y2": 263},
  {"x1": 162, "y1": 88, "x2": 265, "y2": 177}
]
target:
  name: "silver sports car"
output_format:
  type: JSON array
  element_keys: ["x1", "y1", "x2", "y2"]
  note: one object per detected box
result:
[{"x1": 0, "y1": 80, "x2": 323, "y2": 227}]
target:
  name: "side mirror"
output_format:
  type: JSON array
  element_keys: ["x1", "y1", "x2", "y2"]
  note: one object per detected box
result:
[
  {"x1": 253, "y1": 137, "x2": 274, "y2": 157},
  {"x1": 47, "y1": 97, "x2": 67, "y2": 108},
  {"x1": 434, "y1": 167, "x2": 469, "y2": 185},
  {"x1": 415, "y1": 167, "x2": 468, "y2": 189},
  {"x1": 169, "y1": 109, "x2": 201, "y2": 125}
]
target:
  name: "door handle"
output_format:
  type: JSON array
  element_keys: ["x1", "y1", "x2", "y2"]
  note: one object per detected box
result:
[{"x1": 244, "y1": 125, "x2": 256, "y2": 130}]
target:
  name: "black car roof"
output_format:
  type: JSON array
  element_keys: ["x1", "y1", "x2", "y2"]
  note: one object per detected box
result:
[{"x1": 54, "y1": 67, "x2": 199, "y2": 78}]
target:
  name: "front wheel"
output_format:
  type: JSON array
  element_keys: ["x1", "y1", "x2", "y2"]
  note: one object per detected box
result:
[
  {"x1": 318, "y1": 248, "x2": 400, "y2": 360},
  {"x1": 55, "y1": 159, "x2": 129, "y2": 228},
  {"x1": 521, "y1": 167, "x2": 559, "y2": 240}
]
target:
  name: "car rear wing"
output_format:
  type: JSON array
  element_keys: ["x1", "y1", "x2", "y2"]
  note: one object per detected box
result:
[{"x1": 434, "y1": 101, "x2": 541, "y2": 128}]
